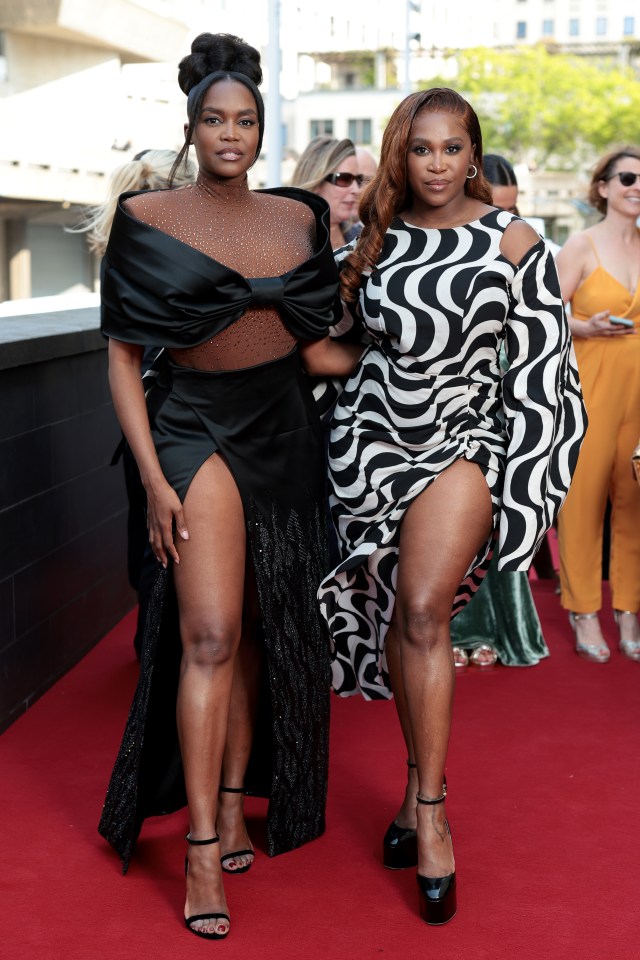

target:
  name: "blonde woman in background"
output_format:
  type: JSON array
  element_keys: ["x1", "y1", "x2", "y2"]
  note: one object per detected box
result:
[
  {"x1": 556, "y1": 146, "x2": 640, "y2": 663},
  {"x1": 77, "y1": 149, "x2": 196, "y2": 257},
  {"x1": 290, "y1": 136, "x2": 363, "y2": 249}
]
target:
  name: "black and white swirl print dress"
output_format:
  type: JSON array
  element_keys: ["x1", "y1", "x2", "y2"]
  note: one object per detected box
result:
[{"x1": 318, "y1": 209, "x2": 586, "y2": 700}]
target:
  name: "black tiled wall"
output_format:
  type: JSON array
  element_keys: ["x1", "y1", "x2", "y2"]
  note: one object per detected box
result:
[{"x1": 0, "y1": 343, "x2": 135, "y2": 731}]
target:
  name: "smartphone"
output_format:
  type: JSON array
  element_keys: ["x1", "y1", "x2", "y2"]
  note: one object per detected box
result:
[{"x1": 609, "y1": 315, "x2": 634, "y2": 327}]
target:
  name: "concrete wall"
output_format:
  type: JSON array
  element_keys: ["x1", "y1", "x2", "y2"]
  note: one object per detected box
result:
[
  {"x1": 1, "y1": 31, "x2": 116, "y2": 93},
  {"x1": 0, "y1": 306, "x2": 135, "y2": 731},
  {"x1": 0, "y1": 0, "x2": 189, "y2": 65}
]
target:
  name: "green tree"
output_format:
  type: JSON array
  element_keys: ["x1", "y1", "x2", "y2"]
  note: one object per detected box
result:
[{"x1": 424, "y1": 46, "x2": 640, "y2": 169}]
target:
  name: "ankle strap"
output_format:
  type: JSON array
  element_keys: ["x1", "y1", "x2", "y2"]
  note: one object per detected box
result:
[
  {"x1": 219, "y1": 785, "x2": 244, "y2": 794},
  {"x1": 416, "y1": 784, "x2": 447, "y2": 806},
  {"x1": 185, "y1": 833, "x2": 220, "y2": 845}
]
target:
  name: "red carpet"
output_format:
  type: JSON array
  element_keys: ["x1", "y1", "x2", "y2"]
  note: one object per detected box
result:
[{"x1": 2, "y1": 580, "x2": 639, "y2": 959}]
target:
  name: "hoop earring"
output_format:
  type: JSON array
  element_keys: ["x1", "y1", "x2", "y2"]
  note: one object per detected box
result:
[{"x1": 466, "y1": 164, "x2": 478, "y2": 180}]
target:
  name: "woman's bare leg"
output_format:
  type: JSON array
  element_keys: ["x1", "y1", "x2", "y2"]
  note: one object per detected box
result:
[
  {"x1": 173, "y1": 453, "x2": 246, "y2": 936},
  {"x1": 394, "y1": 459, "x2": 493, "y2": 878},
  {"x1": 386, "y1": 628, "x2": 418, "y2": 826},
  {"x1": 217, "y1": 570, "x2": 263, "y2": 871}
]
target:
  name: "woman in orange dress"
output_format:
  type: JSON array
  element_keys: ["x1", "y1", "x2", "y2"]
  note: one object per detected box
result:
[{"x1": 556, "y1": 147, "x2": 640, "y2": 662}]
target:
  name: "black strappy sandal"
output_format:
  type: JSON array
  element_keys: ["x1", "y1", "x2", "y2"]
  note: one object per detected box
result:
[
  {"x1": 383, "y1": 761, "x2": 418, "y2": 869},
  {"x1": 218, "y1": 785, "x2": 254, "y2": 875},
  {"x1": 184, "y1": 834, "x2": 230, "y2": 940},
  {"x1": 415, "y1": 787, "x2": 457, "y2": 925}
]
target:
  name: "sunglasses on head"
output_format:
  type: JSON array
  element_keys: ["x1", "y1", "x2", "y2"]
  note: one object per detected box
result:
[
  {"x1": 324, "y1": 172, "x2": 365, "y2": 188},
  {"x1": 605, "y1": 171, "x2": 640, "y2": 187}
]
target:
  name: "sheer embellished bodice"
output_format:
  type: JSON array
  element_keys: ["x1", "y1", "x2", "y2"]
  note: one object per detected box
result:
[{"x1": 124, "y1": 173, "x2": 316, "y2": 369}]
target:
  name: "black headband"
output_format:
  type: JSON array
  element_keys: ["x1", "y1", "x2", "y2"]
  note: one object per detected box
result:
[{"x1": 186, "y1": 70, "x2": 265, "y2": 163}]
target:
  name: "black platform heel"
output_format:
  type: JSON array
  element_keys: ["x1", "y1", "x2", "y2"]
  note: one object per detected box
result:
[
  {"x1": 416, "y1": 788, "x2": 457, "y2": 925},
  {"x1": 383, "y1": 765, "x2": 447, "y2": 870},
  {"x1": 184, "y1": 834, "x2": 230, "y2": 940},
  {"x1": 383, "y1": 761, "x2": 418, "y2": 869},
  {"x1": 218, "y1": 785, "x2": 254, "y2": 874}
]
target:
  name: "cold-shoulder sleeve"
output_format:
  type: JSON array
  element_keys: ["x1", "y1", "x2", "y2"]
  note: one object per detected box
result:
[{"x1": 498, "y1": 240, "x2": 586, "y2": 570}]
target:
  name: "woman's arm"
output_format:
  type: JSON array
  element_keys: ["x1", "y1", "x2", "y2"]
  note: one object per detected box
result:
[
  {"x1": 108, "y1": 339, "x2": 188, "y2": 567},
  {"x1": 556, "y1": 234, "x2": 630, "y2": 339},
  {"x1": 498, "y1": 239, "x2": 587, "y2": 570},
  {"x1": 298, "y1": 336, "x2": 364, "y2": 377}
]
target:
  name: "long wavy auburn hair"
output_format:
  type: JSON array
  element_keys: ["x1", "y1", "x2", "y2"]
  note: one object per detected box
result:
[{"x1": 341, "y1": 88, "x2": 493, "y2": 302}]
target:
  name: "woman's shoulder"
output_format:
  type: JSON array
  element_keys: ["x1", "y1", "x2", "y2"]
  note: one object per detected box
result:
[
  {"x1": 256, "y1": 192, "x2": 315, "y2": 224},
  {"x1": 255, "y1": 188, "x2": 317, "y2": 225},
  {"x1": 561, "y1": 229, "x2": 598, "y2": 256},
  {"x1": 122, "y1": 185, "x2": 192, "y2": 225},
  {"x1": 565, "y1": 229, "x2": 595, "y2": 250},
  {"x1": 499, "y1": 216, "x2": 544, "y2": 267},
  {"x1": 554, "y1": 229, "x2": 596, "y2": 269}
]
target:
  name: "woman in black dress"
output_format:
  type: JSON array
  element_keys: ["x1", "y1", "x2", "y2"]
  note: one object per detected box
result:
[{"x1": 99, "y1": 32, "x2": 360, "y2": 940}]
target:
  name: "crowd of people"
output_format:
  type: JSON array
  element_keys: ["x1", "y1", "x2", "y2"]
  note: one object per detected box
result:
[{"x1": 91, "y1": 29, "x2": 638, "y2": 941}]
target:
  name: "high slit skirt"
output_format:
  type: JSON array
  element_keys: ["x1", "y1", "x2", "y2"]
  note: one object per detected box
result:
[{"x1": 99, "y1": 350, "x2": 331, "y2": 871}]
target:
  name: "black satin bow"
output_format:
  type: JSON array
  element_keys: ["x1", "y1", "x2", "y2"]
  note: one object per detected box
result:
[{"x1": 101, "y1": 187, "x2": 341, "y2": 346}]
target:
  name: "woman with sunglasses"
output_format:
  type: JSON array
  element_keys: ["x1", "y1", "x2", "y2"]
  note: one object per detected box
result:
[
  {"x1": 291, "y1": 137, "x2": 363, "y2": 249},
  {"x1": 556, "y1": 147, "x2": 640, "y2": 663}
]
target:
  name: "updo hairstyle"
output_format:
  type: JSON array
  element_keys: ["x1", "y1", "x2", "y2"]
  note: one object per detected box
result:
[{"x1": 170, "y1": 32, "x2": 264, "y2": 183}]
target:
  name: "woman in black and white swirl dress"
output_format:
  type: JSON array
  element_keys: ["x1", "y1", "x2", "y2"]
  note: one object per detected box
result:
[{"x1": 318, "y1": 88, "x2": 586, "y2": 925}]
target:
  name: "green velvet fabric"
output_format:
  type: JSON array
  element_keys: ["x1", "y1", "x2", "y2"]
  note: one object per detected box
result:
[{"x1": 450, "y1": 552, "x2": 548, "y2": 666}]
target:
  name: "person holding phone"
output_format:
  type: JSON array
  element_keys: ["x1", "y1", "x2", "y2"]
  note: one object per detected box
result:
[{"x1": 556, "y1": 146, "x2": 640, "y2": 662}]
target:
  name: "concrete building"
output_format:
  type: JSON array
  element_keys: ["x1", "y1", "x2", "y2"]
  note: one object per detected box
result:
[
  {"x1": 494, "y1": 0, "x2": 637, "y2": 49},
  {"x1": 0, "y1": 0, "x2": 190, "y2": 302}
]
